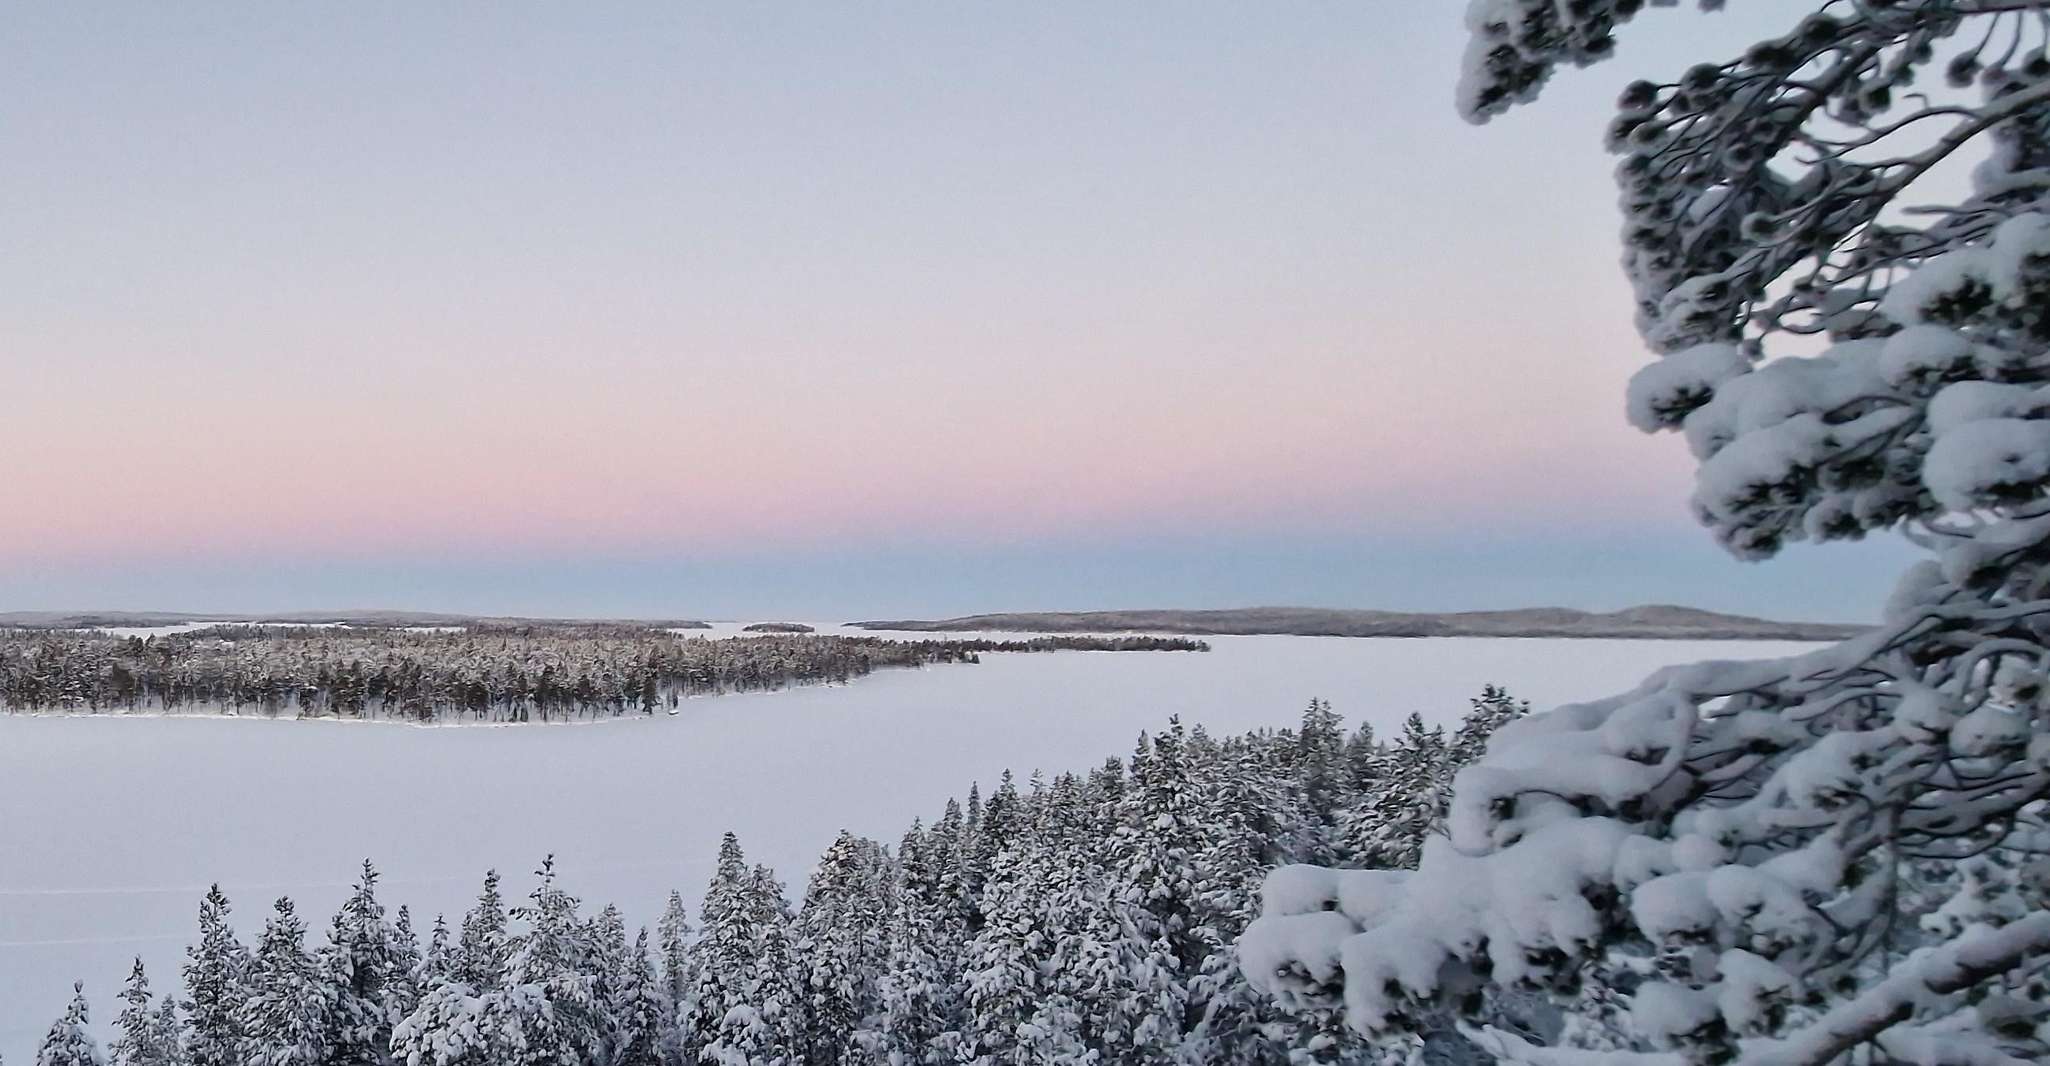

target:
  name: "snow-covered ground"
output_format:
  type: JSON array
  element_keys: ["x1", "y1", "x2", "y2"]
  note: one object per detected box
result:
[{"x1": 0, "y1": 630, "x2": 1812, "y2": 1056}]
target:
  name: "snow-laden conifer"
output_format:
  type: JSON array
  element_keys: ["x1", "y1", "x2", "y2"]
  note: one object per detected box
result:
[
  {"x1": 417, "y1": 916, "x2": 453, "y2": 991},
  {"x1": 795, "y1": 831, "x2": 888, "y2": 1065},
  {"x1": 323, "y1": 861, "x2": 407, "y2": 1063},
  {"x1": 237, "y1": 899, "x2": 334, "y2": 1066},
  {"x1": 36, "y1": 984, "x2": 104, "y2": 1066},
  {"x1": 1245, "y1": 4, "x2": 2050, "y2": 1062},
  {"x1": 956, "y1": 825, "x2": 1049, "y2": 1064},
  {"x1": 656, "y1": 890, "x2": 693, "y2": 1008},
  {"x1": 451, "y1": 871, "x2": 507, "y2": 992},
  {"x1": 181, "y1": 885, "x2": 246, "y2": 1066},
  {"x1": 869, "y1": 822, "x2": 966, "y2": 1064},
  {"x1": 108, "y1": 961, "x2": 175, "y2": 1066},
  {"x1": 603, "y1": 930, "x2": 668, "y2": 1066}
]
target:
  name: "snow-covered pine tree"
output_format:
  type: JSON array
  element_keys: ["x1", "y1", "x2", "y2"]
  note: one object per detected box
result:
[
  {"x1": 108, "y1": 960, "x2": 176, "y2": 1066},
  {"x1": 1341, "y1": 713, "x2": 1449, "y2": 871},
  {"x1": 1245, "y1": 4, "x2": 2050, "y2": 1063},
  {"x1": 391, "y1": 982, "x2": 554, "y2": 1066},
  {"x1": 451, "y1": 870, "x2": 507, "y2": 992},
  {"x1": 733, "y1": 864, "x2": 806, "y2": 1066},
  {"x1": 924, "y1": 799, "x2": 975, "y2": 951},
  {"x1": 1294, "y1": 699, "x2": 1347, "y2": 822},
  {"x1": 1341, "y1": 723, "x2": 1380, "y2": 797},
  {"x1": 960, "y1": 783, "x2": 981, "y2": 857},
  {"x1": 148, "y1": 1001, "x2": 179, "y2": 1066},
  {"x1": 588, "y1": 902, "x2": 670, "y2": 1066},
  {"x1": 676, "y1": 834, "x2": 804, "y2": 1065},
  {"x1": 323, "y1": 860, "x2": 405, "y2": 1064},
  {"x1": 1447, "y1": 685, "x2": 1525, "y2": 769},
  {"x1": 237, "y1": 898, "x2": 335, "y2": 1066},
  {"x1": 36, "y1": 984, "x2": 104, "y2": 1066},
  {"x1": 956, "y1": 813, "x2": 1050, "y2": 1065},
  {"x1": 795, "y1": 830, "x2": 887, "y2": 1066},
  {"x1": 386, "y1": 905, "x2": 424, "y2": 1025},
  {"x1": 593, "y1": 905, "x2": 628, "y2": 974},
  {"x1": 677, "y1": 835, "x2": 754, "y2": 1064},
  {"x1": 590, "y1": 903, "x2": 630, "y2": 1042},
  {"x1": 656, "y1": 890, "x2": 693, "y2": 1007},
  {"x1": 654, "y1": 890, "x2": 696, "y2": 1066},
  {"x1": 1043, "y1": 772, "x2": 1180, "y2": 1064},
  {"x1": 418, "y1": 915, "x2": 453, "y2": 990},
  {"x1": 182, "y1": 885, "x2": 247, "y2": 1066},
  {"x1": 393, "y1": 859, "x2": 599, "y2": 1066},
  {"x1": 959, "y1": 772, "x2": 1022, "y2": 927},
  {"x1": 608, "y1": 929, "x2": 670, "y2": 1066},
  {"x1": 1010, "y1": 774, "x2": 1099, "y2": 1062},
  {"x1": 868, "y1": 822, "x2": 965, "y2": 1065},
  {"x1": 498, "y1": 857, "x2": 602, "y2": 1064},
  {"x1": 1183, "y1": 735, "x2": 1347, "y2": 1066},
  {"x1": 1110, "y1": 719, "x2": 1204, "y2": 1029},
  {"x1": 601, "y1": 926, "x2": 665, "y2": 1066},
  {"x1": 1087, "y1": 756, "x2": 1126, "y2": 821}
]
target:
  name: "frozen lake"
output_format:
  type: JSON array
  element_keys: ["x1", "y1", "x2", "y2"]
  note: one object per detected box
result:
[{"x1": 0, "y1": 628, "x2": 1813, "y2": 1056}]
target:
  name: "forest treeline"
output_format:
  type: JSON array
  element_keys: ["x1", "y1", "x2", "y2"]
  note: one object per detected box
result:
[
  {"x1": 0, "y1": 627, "x2": 1205, "y2": 723},
  {"x1": 27, "y1": 689, "x2": 1526, "y2": 1066}
]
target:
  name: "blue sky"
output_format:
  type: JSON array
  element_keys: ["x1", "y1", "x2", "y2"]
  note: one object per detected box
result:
[{"x1": 0, "y1": 4, "x2": 1918, "y2": 620}]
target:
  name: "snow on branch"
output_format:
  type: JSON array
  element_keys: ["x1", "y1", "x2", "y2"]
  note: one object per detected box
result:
[{"x1": 1243, "y1": 4, "x2": 2050, "y2": 1062}]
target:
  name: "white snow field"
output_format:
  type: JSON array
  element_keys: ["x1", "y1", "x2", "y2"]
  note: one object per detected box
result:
[{"x1": 0, "y1": 629, "x2": 1813, "y2": 1056}]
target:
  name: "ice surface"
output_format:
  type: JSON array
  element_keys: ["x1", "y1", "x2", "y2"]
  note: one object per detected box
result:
[{"x1": 0, "y1": 631, "x2": 1811, "y2": 1058}]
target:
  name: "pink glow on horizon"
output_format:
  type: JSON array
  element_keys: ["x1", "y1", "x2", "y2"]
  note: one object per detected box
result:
[
  {"x1": 4, "y1": 319, "x2": 1691, "y2": 564},
  {"x1": 0, "y1": 0, "x2": 1701, "y2": 571}
]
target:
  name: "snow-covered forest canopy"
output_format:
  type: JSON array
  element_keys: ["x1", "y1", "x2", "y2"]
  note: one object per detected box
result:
[
  {"x1": 1243, "y1": 2, "x2": 2050, "y2": 1064},
  {"x1": 0, "y1": 627, "x2": 1203, "y2": 723},
  {"x1": 25, "y1": 692, "x2": 1528, "y2": 1066}
]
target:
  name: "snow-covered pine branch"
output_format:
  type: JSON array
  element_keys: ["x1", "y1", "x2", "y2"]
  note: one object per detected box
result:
[{"x1": 1243, "y1": 3, "x2": 2050, "y2": 1064}]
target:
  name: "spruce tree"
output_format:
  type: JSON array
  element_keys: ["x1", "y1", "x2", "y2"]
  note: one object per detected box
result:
[
  {"x1": 1341, "y1": 722, "x2": 1380, "y2": 794},
  {"x1": 1113, "y1": 720, "x2": 1205, "y2": 1007},
  {"x1": 323, "y1": 861, "x2": 403, "y2": 1064},
  {"x1": 109, "y1": 960, "x2": 175, "y2": 1066},
  {"x1": 1447, "y1": 685, "x2": 1525, "y2": 768},
  {"x1": 795, "y1": 831, "x2": 887, "y2": 1066},
  {"x1": 732, "y1": 865, "x2": 805, "y2": 1065},
  {"x1": 678, "y1": 834, "x2": 763, "y2": 1065},
  {"x1": 36, "y1": 983, "x2": 104, "y2": 1066},
  {"x1": 394, "y1": 859, "x2": 600, "y2": 1066},
  {"x1": 385, "y1": 905, "x2": 424, "y2": 1025},
  {"x1": 1039, "y1": 773, "x2": 1173, "y2": 1063},
  {"x1": 956, "y1": 827, "x2": 1046, "y2": 1064},
  {"x1": 148, "y1": 1001, "x2": 180, "y2": 1066},
  {"x1": 182, "y1": 885, "x2": 246, "y2": 1066},
  {"x1": 418, "y1": 916, "x2": 453, "y2": 989},
  {"x1": 497, "y1": 857, "x2": 601, "y2": 1065},
  {"x1": 655, "y1": 890, "x2": 693, "y2": 1007},
  {"x1": 1345, "y1": 713, "x2": 1449, "y2": 870},
  {"x1": 237, "y1": 898, "x2": 334, "y2": 1066},
  {"x1": 1293, "y1": 699, "x2": 1346, "y2": 821},
  {"x1": 871, "y1": 823, "x2": 965, "y2": 1065},
  {"x1": 452, "y1": 870, "x2": 507, "y2": 991},
  {"x1": 604, "y1": 930, "x2": 668, "y2": 1066},
  {"x1": 1182, "y1": 739, "x2": 1326, "y2": 1066}
]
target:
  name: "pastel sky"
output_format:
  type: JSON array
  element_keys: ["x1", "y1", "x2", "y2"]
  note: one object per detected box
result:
[{"x1": 2, "y1": 4, "x2": 1919, "y2": 620}]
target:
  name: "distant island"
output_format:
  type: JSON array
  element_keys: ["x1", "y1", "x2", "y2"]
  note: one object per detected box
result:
[
  {"x1": 0, "y1": 610, "x2": 713, "y2": 631},
  {"x1": 849, "y1": 604, "x2": 1867, "y2": 641},
  {"x1": 742, "y1": 622, "x2": 816, "y2": 633},
  {"x1": 0, "y1": 625, "x2": 1205, "y2": 722}
]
